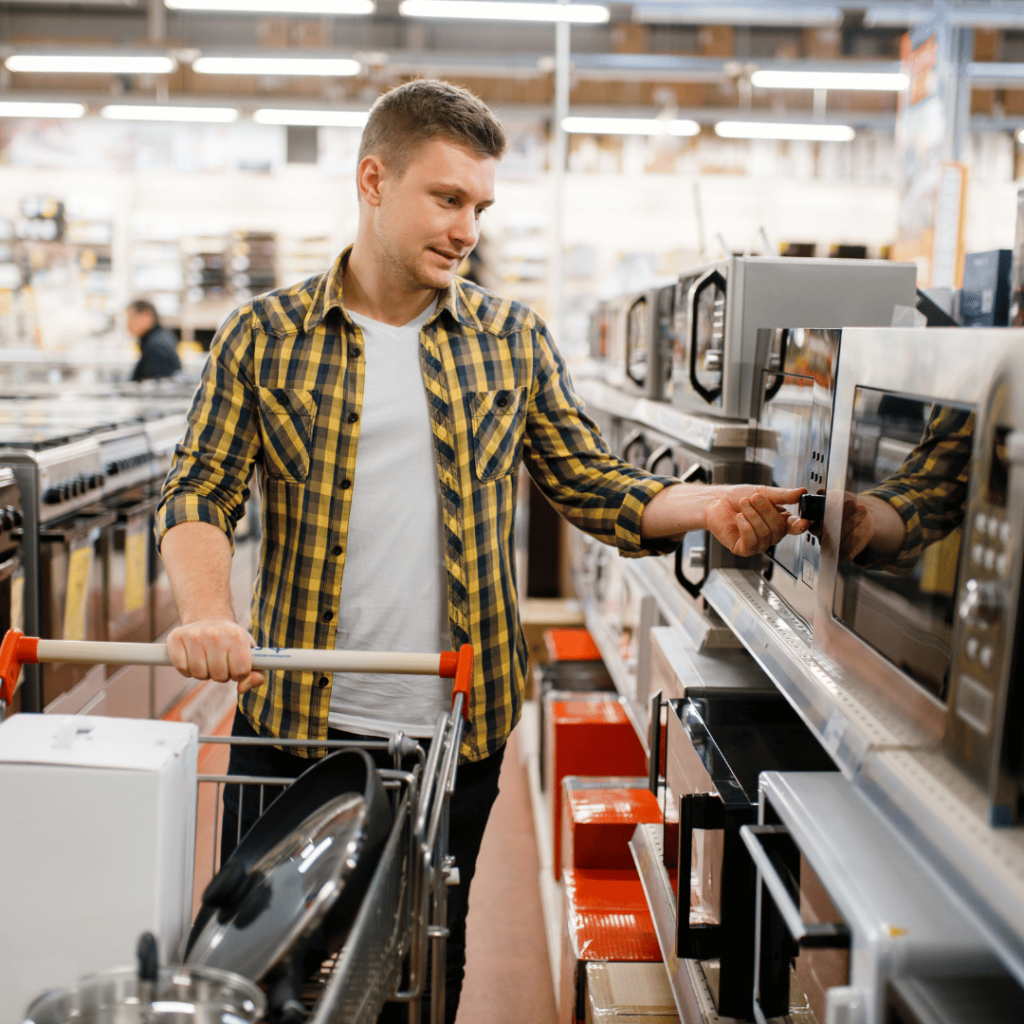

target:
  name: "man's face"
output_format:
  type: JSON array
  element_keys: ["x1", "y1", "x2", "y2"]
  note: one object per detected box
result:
[
  {"x1": 370, "y1": 137, "x2": 496, "y2": 293},
  {"x1": 126, "y1": 307, "x2": 154, "y2": 339}
]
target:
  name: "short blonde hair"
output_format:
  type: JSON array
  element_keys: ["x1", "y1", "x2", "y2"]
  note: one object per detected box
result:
[{"x1": 358, "y1": 79, "x2": 506, "y2": 179}]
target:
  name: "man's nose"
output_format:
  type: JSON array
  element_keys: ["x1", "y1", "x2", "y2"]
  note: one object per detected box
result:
[{"x1": 451, "y1": 206, "x2": 479, "y2": 249}]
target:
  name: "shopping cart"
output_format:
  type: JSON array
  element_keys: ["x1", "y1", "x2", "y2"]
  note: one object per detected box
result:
[{"x1": 0, "y1": 629, "x2": 472, "y2": 1024}]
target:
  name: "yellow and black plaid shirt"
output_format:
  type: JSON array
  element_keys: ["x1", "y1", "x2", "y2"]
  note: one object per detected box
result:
[{"x1": 157, "y1": 248, "x2": 675, "y2": 760}]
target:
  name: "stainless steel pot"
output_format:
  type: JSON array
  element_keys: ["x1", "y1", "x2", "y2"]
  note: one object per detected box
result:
[{"x1": 23, "y1": 934, "x2": 266, "y2": 1024}]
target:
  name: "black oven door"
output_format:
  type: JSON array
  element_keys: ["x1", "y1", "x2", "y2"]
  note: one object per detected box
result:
[{"x1": 666, "y1": 695, "x2": 837, "y2": 1020}]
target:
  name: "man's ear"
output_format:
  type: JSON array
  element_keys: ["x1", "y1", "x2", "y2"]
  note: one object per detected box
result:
[{"x1": 357, "y1": 155, "x2": 387, "y2": 208}]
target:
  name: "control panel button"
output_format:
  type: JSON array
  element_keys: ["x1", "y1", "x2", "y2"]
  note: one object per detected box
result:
[
  {"x1": 979, "y1": 646, "x2": 995, "y2": 671},
  {"x1": 984, "y1": 549, "x2": 996, "y2": 572},
  {"x1": 987, "y1": 516, "x2": 1001, "y2": 540},
  {"x1": 975, "y1": 514, "x2": 988, "y2": 536},
  {"x1": 959, "y1": 579, "x2": 1003, "y2": 629},
  {"x1": 966, "y1": 636, "x2": 979, "y2": 661},
  {"x1": 972, "y1": 543, "x2": 985, "y2": 565},
  {"x1": 997, "y1": 554, "x2": 1010, "y2": 577},
  {"x1": 1000, "y1": 521, "x2": 1011, "y2": 546}
]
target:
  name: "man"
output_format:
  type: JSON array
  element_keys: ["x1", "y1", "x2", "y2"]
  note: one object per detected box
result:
[
  {"x1": 126, "y1": 298, "x2": 182, "y2": 382},
  {"x1": 156, "y1": 79, "x2": 807, "y2": 1022}
]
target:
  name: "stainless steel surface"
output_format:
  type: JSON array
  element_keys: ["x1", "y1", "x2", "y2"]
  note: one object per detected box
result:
[
  {"x1": 755, "y1": 771, "x2": 1005, "y2": 1024},
  {"x1": 702, "y1": 568, "x2": 924, "y2": 777},
  {"x1": 649, "y1": 626, "x2": 774, "y2": 702},
  {"x1": 668, "y1": 256, "x2": 916, "y2": 421}
]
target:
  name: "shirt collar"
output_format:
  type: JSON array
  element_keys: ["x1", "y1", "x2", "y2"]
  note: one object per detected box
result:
[{"x1": 303, "y1": 244, "x2": 485, "y2": 335}]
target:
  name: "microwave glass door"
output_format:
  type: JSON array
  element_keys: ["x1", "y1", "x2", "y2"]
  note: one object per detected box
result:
[{"x1": 832, "y1": 388, "x2": 974, "y2": 702}]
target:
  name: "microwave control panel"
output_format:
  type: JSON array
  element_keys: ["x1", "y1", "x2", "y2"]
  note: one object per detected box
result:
[{"x1": 946, "y1": 367, "x2": 1024, "y2": 826}]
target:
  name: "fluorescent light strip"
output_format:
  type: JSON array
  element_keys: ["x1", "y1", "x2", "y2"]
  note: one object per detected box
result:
[
  {"x1": 399, "y1": 1, "x2": 609, "y2": 24},
  {"x1": 6, "y1": 55, "x2": 175, "y2": 74},
  {"x1": 254, "y1": 108, "x2": 369, "y2": 126},
  {"x1": 0, "y1": 101, "x2": 86, "y2": 118},
  {"x1": 562, "y1": 116, "x2": 699, "y2": 136},
  {"x1": 193, "y1": 57, "x2": 361, "y2": 76},
  {"x1": 715, "y1": 121, "x2": 855, "y2": 141},
  {"x1": 751, "y1": 69, "x2": 908, "y2": 92},
  {"x1": 167, "y1": 0, "x2": 373, "y2": 12},
  {"x1": 101, "y1": 105, "x2": 239, "y2": 123},
  {"x1": 633, "y1": 4, "x2": 840, "y2": 27}
]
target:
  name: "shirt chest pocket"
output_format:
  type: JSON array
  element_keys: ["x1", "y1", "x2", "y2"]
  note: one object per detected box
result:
[
  {"x1": 256, "y1": 386, "x2": 318, "y2": 482},
  {"x1": 469, "y1": 386, "x2": 528, "y2": 481}
]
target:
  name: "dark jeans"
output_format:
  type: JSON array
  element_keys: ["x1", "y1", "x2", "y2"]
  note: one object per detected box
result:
[{"x1": 219, "y1": 710, "x2": 505, "y2": 1024}]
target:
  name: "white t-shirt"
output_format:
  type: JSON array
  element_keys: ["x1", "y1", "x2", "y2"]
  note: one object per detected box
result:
[{"x1": 328, "y1": 300, "x2": 451, "y2": 738}]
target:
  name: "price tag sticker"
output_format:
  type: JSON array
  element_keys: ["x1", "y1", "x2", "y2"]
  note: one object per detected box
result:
[
  {"x1": 63, "y1": 542, "x2": 93, "y2": 643},
  {"x1": 124, "y1": 525, "x2": 147, "y2": 614}
]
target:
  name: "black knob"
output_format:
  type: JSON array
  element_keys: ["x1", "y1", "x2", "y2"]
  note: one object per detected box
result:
[
  {"x1": 0, "y1": 511, "x2": 13, "y2": 531},
  {"x1": 11, "y1": 508, "x2": 23, "y2": 527},
  {"x1": 107, "y1": 461, "x2": 119, "y2": 475},
  {"x1": 44, "y1": 487, "x2": 61, "y2": 504},
  {"x1": 799, "y1": 493, "x2": 826, "y2": 522}
]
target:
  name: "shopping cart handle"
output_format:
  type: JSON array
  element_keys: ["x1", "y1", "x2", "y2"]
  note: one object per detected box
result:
[
  {"x1": 0, "y1": 629, "x2": 474, "y2": 709},
  {"x1": 452, "y1": 643, "x2": 472, "y2": 721},
  {"x1": 0, "y1": 628, "x2": 37, "y2": 707}
]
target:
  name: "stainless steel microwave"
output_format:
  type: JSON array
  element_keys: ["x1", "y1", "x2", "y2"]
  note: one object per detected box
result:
[
  {"x1": 669, "y1": 257, "x2": 917, "y2": 420},
  {"x1": 814, "y1": 328, "x2": 1024, "y2": 822},
  {"x1": 610, "y1": 283, "x2": 676, "y2": 400}
]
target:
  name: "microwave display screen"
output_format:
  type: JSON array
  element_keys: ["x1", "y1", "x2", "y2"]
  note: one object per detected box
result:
[{"x1": 833, "y1": 388, "x2": 975, "y2": 701}]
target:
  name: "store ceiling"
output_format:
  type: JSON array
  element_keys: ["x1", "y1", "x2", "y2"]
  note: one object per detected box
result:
[{"x1": 0, "y1": 0, "x2": 1021, "y2": 126}]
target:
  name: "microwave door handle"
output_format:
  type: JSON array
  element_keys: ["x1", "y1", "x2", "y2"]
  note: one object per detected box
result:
[
  {"x1": 645, "y1": 443, "x2": 676, "y2": 476},
  {"x1": 626, "y1": 295, "x2": 647, "y2": 388},
  {"x1": 689, "y1": 269, "x2": 726, "y2": 405},
  {"x1": 740, "y1": 824, "x2": 851, "y2": 949},
  {"x1": 677, "y1": 792, "x2": 726, "y2": 960},
  {"x1": 763, "y1": 328, "x2": 790, "y2": 403},
  {"x1": 621, "y1": 428, "x2": 649, "y2": 468},
  {"x1": 673, "y1": 463, "x2": 710, "y2": 599},
  {"x1": 647, "y1": 689, "x2": 662, "y2": 795}
]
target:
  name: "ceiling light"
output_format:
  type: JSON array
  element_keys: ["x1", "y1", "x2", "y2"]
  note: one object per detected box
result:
[
  {"x1": 751, "y1": 69, "x2": 908, "y2": 91},
  {"x1": 399, "y1": 1, "x2": 610, "y2": 24},
  {"x1": 562, "y1": 116, "x2": 663, "y2": 135},
  {"x1": 632, "y1": 3, "x2": 841, "y2": 27},
  {"x1": 254, "y1": 108, "x2": 369, "y2": 126},
  {"x1": 666, "y1": 119, "x2": 700, "y2": 136},
  {"x1": 0, "y1": 101, "x2": 86, "y2": 118},
  {"x1": 561, "y1": 116, "x2": 701, "y2": 136},
  {"x1": 101, "y1": 104, "x2": 239, "y2": 123},
  {"x1": 193, "y1": 57, "x2": 361, "y2": 76},
  {"x1": 5, "y1": 54, "x2": 175, "y2": 74},
  {"x1": 715, "y1": 121, "x2": 855, "y2": 141},
  {"x1": 166, "y1": 0, "x2": 374, "y2": 12}
]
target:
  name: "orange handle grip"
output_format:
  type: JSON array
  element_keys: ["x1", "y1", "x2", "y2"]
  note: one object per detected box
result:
[
  {"x1": 451, "y1": 643, "x2": 472, "y2": 721},
  {"x1": 0, "y1": 629, "x2": 39, "y2": 707}
]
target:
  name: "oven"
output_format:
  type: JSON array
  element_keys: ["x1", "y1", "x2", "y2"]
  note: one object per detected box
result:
[
  {"x1": 742, "y1": 771, "x2": 1008, "y2": 1024},
  {"x1": 812, "y1": 328, "x2": 1024, "y2": 821},
  {"x1": 664, "y1": 697, "x2": 836, "y2": 1021},
  {"x1": 668, "y1": 257, "x2": 916, "y2": 420},
  {"x1": 0, "y1": 431, "x2": 108, "y2": 713},
  {"x1": 0, "y1": 467, "x2": 24, "y2": 715},
  {"x1": 751, "y1": 328, "x2": 841, "y2": 627}
]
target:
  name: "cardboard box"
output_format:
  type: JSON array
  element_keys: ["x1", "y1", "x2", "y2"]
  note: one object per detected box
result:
[
  {"x1": 546, "y1": 696, "x2": 648, "y2": 879},
  {"x1": 0, "y1": 714, "x2": 198, "y2": 1021},
  {"x1": 562, "y1": 779, "x2": 661, "y2": 875},
  {"x1": 560, "y1": 868, "x2": 663, "y2": 1024},
  {"x1": 585, "y1": 962, "x2": 680, "y2": 1022}
]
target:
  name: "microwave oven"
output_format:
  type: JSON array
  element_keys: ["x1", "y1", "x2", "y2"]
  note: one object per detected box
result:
[
  {"x1": 669, "y1": 257, "x2": 917, "y2": 420},
  {"x1": 743, "y1": 771, "x2": 1006, "y2": 1024},
  {"x1": 605, "y1": 284, "x2": 676, "y2": 400},
  {"x1": 812, "y1": 328, "x2": 1024, "y2": 820}
]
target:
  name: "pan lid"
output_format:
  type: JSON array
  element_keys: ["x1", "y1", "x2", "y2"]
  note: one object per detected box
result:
[{"x1": 186, "y1": 792, "x2": 368, "y2": 981}]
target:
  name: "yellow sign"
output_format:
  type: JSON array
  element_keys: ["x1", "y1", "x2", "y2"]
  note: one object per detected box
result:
[
  {"x1": 124, "y1": 527, "x2": 147, "y2": 614},
  {"x1": 63, "y1": 543, "x2": 93, "y2": 642}
]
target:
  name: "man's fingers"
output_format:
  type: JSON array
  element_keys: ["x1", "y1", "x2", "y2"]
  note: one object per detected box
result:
[
  {"x1": 237, "y1": 670, "x2": 266, "y2": 695},
  {"x1": 758, "y1": 485, "x2": 807, "y2": 505}
]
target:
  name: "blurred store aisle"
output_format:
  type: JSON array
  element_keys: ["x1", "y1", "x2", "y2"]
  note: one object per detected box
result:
[{"x1": 456, "y1": 725, "x2": 557, "y2": 1024}]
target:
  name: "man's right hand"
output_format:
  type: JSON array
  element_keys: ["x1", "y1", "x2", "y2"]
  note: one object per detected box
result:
[
  {"x1": 166, "y1": 617, "x2": 265, "y2": 695},
  {"x1": 836, "y1": 492, "x2": 906, "y2": 562}
]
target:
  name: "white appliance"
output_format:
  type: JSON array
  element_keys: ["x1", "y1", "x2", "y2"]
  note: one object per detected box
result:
[{"x1": 0, "y1": 714, "x2": 198, "y2": 1022}]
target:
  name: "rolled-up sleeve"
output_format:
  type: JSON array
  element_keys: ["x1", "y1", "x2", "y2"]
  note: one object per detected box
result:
[
  {"x1": 155, "y1": 304, "x2": 261, "y2": 552},
  {"x1": 521, "y1": 317, "x2": 676, "y2": 558}
]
